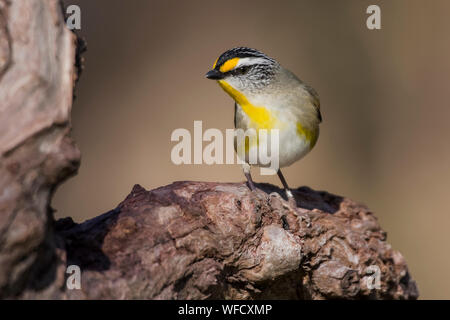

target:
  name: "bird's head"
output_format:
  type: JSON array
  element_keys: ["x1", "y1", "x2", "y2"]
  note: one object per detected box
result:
[{"x1": 206, "y1": 47, "x2": 279, "y2": 96}]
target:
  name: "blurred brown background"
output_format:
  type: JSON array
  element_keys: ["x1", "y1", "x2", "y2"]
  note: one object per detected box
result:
[{"x1": 55, "y1": 0, "x2": 450, "y2": 299}]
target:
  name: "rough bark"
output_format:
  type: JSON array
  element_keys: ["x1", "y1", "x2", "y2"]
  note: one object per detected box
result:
[
  {"x1": 0, "y1": 0, "x2": 80, "y2": 298},
  {"x1": 54, "y1": 182, "x2": 418, "y2": 300},
  {"x1": 0, "y1": 0, "x2": 418, "y2": 300}
]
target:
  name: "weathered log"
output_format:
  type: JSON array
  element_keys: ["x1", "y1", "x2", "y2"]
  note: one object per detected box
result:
[{"x1": 53, "y1": 182, "x2": 418, "y2": 300}]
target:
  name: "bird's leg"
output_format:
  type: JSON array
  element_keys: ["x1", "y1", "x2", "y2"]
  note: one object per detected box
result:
[
  {"x1": 277, "y1": 169, "x2": 295, "y2": 201},
  {"x1": 277, "y1": 169, "x2": 311, "y2": 224},
  {"x1": 243, "y1": 163, "x2": 256, "y2": 191}
]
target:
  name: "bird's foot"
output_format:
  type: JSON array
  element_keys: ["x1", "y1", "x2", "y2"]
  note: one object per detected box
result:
[
  {"x1": 285, "y1": 189, "x2": 311, "y2": 228},
  {"x1": 244, "y1": 171, "x2": 257, "y2": 191},
  {"x1": 247, "y1": 180, "x2": 257, "y2": 192},
  {"x1": 285, "y1": 189, "x2": 297, "y2": 208}
]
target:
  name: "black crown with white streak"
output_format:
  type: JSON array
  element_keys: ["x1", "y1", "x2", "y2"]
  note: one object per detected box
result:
[{"x1": 213, "y1": 47, "x2": 276, "y2": 71}]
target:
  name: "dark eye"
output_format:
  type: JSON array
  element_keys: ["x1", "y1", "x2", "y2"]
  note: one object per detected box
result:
[{"x1": 232, "y1": 66, "x2": 250, "y2": 76}]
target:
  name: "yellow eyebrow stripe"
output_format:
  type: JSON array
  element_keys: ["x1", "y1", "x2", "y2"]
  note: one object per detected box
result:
[
  {"x1": 212, "y1": 57, "x2": 219, "y2": 69},
  {"x1": 219, "y1": 58, "x2": 240, "y2": 73}
]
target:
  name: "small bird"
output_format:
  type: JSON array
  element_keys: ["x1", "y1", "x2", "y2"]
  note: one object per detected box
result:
[{"x1": 206, "y1": 47, "x2": 322, "y2": 201}]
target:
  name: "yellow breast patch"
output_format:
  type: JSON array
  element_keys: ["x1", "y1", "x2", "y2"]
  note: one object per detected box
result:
[{"x1": 218, "y1": 80, "x2": 275, "y2": 130}]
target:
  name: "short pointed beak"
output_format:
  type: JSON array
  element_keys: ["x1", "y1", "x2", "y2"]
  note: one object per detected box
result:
[{"x1": 205, "y1": 69, "x2": 225, "y2": 80}]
